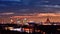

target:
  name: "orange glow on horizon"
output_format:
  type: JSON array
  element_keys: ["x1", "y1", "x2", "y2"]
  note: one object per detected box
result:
[{"x1": 0, "y1": 13, "x2": 60, "y2": 23}]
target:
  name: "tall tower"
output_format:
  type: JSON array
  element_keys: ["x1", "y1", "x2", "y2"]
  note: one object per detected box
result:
[
  {"x1": 23, "y1": 18, "x2": 27, "y2": 24},
  {"x1": 45, "y1": 17, "x2": 50, "y2": 23},
  {"x1": 11, "y1": 19, "x2": 14, "y2": 23},
  {"x1": 16, "y1": 18, "x2": 21, "y2": 24}
]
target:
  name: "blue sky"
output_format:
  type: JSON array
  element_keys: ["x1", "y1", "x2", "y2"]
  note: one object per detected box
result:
[
  {"x1": 0, "y1": 0, "x2": 60, "y2": 13},
  {"x1": 0, "y1": 0, "x2": 20, "y2": 1}
]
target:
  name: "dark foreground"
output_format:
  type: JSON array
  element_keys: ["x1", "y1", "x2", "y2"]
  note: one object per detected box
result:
[{"x1": 0, "y1": 24, "x2": 60, "y2": 34}]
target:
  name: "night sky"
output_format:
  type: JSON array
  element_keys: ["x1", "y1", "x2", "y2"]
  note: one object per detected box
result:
[{"x1": 0, "y1": 0, "x2": 60, "y2": 13}]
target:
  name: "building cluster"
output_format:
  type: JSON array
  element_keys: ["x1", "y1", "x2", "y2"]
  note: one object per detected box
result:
[{"x1": 0, "y1": 13, "x2": 60, "y2": 25}]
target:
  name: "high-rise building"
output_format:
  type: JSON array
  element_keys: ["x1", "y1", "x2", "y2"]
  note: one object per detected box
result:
[
  {"x1": 16, "y1": 18, "x2": 21, "y2": 24},
  {"x1": 23, "y1": 18, "x2": 27, "y2": 23}
]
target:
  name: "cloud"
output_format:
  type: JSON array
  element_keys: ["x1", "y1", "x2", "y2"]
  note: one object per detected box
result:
[
  {"x1": 37, "y1": 13, "x2": 60, "y2": 16},
  {"x1": 0, "y1": 4, "x2": 7, "y2": 7},
  {"x1": 0, "y1": 0, "x2": 20, "y2": 1},
  {"x1": 41, "y1": 1, "x2": 49, "y2": 3},
  {"x1": 39, "y1": 5, "x2": 60, "y2": 8},
  {"x1": 0, "y1": 12, "x2": 14, "y2": 15}
]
